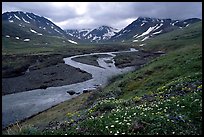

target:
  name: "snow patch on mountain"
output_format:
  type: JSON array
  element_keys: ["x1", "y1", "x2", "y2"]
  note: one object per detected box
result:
[
  {"x1": 14, "y1": 14, "x2": 21, "y2": 20},
  {"x1": 137, "y1": 25, "x2": 157, "y2": 38},
  {"x1": 133, "y1": 39, "x2": 138, "y2": 42},
  {"x1": 154, "y1": 23, "x2": 163, "y2": 31},
  {"x1": 152, "y1": 30, "x2": 162, "y2": 35},
  {"x1": 172, "y1": 21, "x2": 179, "y2": 26},
  {"x1": 141, "y1": 23, "x2": 145, "y2": 26},
  {"x1": 93, "y1": 36, "x2": 101, "y2": 41},
  {"x1": 133, "y1": 34, "x2": 138, "y2": 38},
  {"x1": 8, "y1": 16, "x2": 12, "y2": 20},
  {"x1": 22, "y1": 17, "x2": 30, "y2": 23},
  {"x1": 141, "y1": 36, "x2": 149, "y2": 41},
  {"x1": 54, "y1": 29, "x2": 62, "y2": 34},
  {"x1": 103, "y1": 31, "x2": 115, "y2": 39},
  {"x1": 26, "y1": 14, "x2": 33, "y2": 20},
  {"x1": 87, "y1": 34, "x2": 92, "y2": 39},
  {"x1": 24, "y1": 39, "x2": 30, "y2": 42},
  {"x1": 139, "y1": 44, "x2": 145, "y2": 47},
  {"x1": 30, "y1": 29, "x2": 37, "y2": 33},
  {"x1": 68, "y1": 40, "x2": 78, "y2": 44}
]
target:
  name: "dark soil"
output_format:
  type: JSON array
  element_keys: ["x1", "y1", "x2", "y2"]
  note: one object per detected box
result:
[
  {"x1": 114, "y1": 50, "x2": 164, "y2": 68},
  {"x1": 2, "y1": 63, "x2": 92, "y2": 95}
]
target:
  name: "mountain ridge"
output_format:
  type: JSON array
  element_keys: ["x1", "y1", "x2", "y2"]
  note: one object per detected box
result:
[{"x1": 2, "y1": 11, "x2": 202, "y2": 45}]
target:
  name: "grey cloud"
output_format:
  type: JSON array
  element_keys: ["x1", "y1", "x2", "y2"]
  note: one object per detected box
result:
[
  {"x1": 130, "y1": 2, "x2": 202, "y2": 20},
  {"x1": 2, "y1": 2, "x2": 78, "y2": 22},
  {"x1": 2, "y1": 2, "x2": 202, "y2": 30}
]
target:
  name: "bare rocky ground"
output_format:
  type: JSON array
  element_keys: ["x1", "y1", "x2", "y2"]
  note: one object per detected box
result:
[
  {"x1": 2, "y1": 63, "x2": 92, "y2": 95},
  {"x1": 114, "y1": 50, "x2": 164, "y2": 68}
]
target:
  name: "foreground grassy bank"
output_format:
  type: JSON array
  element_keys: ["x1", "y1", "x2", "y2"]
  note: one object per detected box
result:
[{"x1": 2, "y1": 22, "x2": 202, "y2": 135}]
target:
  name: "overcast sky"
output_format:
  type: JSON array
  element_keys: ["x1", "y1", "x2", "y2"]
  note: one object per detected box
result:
[{"x1": 2, "y1": 2, "x2": 202, "y2": 30}]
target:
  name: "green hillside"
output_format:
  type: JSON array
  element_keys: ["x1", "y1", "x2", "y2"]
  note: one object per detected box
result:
[{"x1": 3, "y1": 22, "x2": 202, "y2": 135}]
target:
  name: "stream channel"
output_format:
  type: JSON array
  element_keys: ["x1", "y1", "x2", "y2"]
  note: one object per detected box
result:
[{"x1": 2, "y1": 48, "x2": 138, "y2": 128}]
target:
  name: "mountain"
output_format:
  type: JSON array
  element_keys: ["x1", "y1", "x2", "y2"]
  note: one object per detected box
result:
[
  {"x1": 2, "y1": 11, "x2": 78, "y2": 45},
  {"x1": 2, "y1": 12, "x2": 201, "y2": 45},
  {"x1": 65, "y1": 29, "x2": 92, "y2": 40},
  {"x1": 109, "y1": 17, "x2": 201, "y2": 43},
  {"x1": 65, "y1": 26, "x2": 119, "y2": 43}
]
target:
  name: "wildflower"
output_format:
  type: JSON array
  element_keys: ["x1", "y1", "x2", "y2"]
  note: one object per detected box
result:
[
  {"x1": 194, "y1": 99, "x2": 199, "y2": 102},
  {"x1": 198, "y1": 84, "x2": 202, "y2": 88},
  {"x1": 164, "y1": 109, "x2": 167, "y2": 112},
  {"x1": 105, "y1": 126, "x2": 108, "y2": 129},
  {"x1": 111, "y1": 125, "x2": 115, "y2": 128},
  {"x1": 127, "y1": 123, "x2": 131, "y2": 125},
  {"x1": 122, "y1": 133, "x2": 125, "y2": 135},
  {"x1": 110, "y1": 131, "x2": 113, "y2": 133},
  {"x1": 172, "y1": 132, "x2": 175, "y2": 134},
  {"x1": 89, "y1": 109, "x2": 93, "y2": 113},
  {"x1": 65, "y1": 134, "x2": 67, "y2": 135},
  {"x1": 114, "y1": 133, "x2": 117, "y2": 135}
]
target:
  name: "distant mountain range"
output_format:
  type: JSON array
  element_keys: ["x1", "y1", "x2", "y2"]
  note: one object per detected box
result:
[
  {"x1": 65, "y1": 26, "x2": 119, "y2": 43},
  {"x1": 110, "y1": 17, "x2": 201, "y2": 43},
  {"x1": 2, "y1": 11, "x2": 202, "y2": 45}
]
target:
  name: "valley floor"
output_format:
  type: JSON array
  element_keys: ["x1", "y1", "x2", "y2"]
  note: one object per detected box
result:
[{"x1": 2, "y1": 63, "x2": 92, "y2": 95}]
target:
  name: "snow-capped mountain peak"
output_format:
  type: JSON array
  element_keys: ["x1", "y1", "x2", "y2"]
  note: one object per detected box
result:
[
  {"x1": 65, "y1": 25, "x2": 120, "y2": 43},
  {"x1": 110, "y1": 16, "x2": 201, "y2": 43}
]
